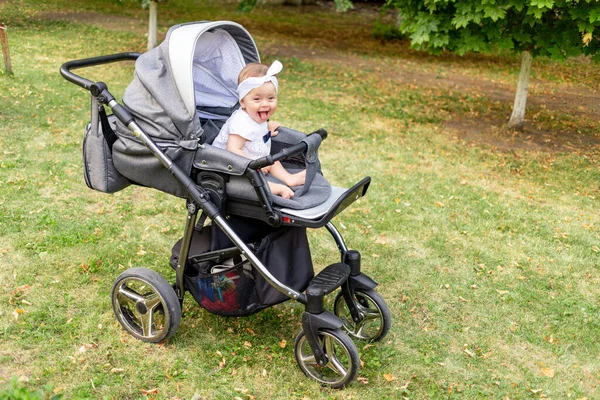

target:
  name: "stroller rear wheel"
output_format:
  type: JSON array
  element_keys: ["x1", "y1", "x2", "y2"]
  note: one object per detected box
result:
[
  {"x1": 294, "y1": 328, "x2": 359, "y2": 388},
  {"x1": 111, "y1": 267, "x2": 181, "y2": 343},
  {"x1": 333, "y1": 288, "x2": 391, "y2": 342}
]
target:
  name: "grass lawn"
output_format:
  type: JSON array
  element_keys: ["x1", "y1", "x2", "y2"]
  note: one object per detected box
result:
[{"x1": 1, "y1": 0, "x2": 600, "y2": 398}]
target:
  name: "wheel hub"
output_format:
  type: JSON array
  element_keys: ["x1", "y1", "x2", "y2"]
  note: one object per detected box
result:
[{"x1": 135, "y1": 301, "x2": 148, "y2": 314}]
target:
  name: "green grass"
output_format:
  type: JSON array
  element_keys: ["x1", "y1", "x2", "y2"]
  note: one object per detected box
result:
[{"x1": 2, "y1": 0, "x2": 600, "y2": 398}]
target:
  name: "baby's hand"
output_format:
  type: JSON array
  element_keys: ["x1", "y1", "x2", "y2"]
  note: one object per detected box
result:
[{"x1": 267, "y1": 121, "x2": 281, "y2": 136}]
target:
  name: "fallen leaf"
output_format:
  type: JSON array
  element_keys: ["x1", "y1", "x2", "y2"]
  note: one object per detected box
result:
[
  {"x1": 110, "y1": 368, "x2": 125, "y2": 373},
  {"x1": 464, "y1": 349, "x2": 475, "y2": 358},
  {"x1": 140, "y1": 388, "x2": 158, "y2": 395},
  {"x1": 541, "y1": 367, "x2": 555, "y2": 378},
  {"x1": 383, "y1": 374, "x2": 396, "y2": 382},
  {"x1": 592, "y1": 245, "x2": 599, "y2": 253},
  {"x1": 243, "y1": 341, "x2": 252, "y2": 348},
  {"x1": 496, "y1": 290, "x2": 510, "y2": 295},
  {"x1": 356, "y1": 377, "x2": 369, "y2": 385},
  {"x1": 279, "y1": 339, "x2": 287, "y2": 349}
]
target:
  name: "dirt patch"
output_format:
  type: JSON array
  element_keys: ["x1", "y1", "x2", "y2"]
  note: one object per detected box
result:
[
  {"x1": 445, "y1": 117, "x2": 600, "y2": 154},
  {"x1": 39, "y1": 11, "x2": 145, "y2": 34}
]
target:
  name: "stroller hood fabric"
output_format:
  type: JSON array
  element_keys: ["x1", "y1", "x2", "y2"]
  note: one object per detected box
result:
[
  {"x1": 112, "y1": 21, "x2": 260, "y2": 197},
  {"x1": 123, "y1": 21, "x2": 259, "y2": 143}
]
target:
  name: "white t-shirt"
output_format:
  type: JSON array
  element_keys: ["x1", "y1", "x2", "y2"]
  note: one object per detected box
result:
[{"x1": 212, "y1": 109, "x2": 271, "y2": 159}]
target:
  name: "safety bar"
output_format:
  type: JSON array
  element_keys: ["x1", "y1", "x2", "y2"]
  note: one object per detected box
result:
[
  {"x1": 60, "y1": 52, "x2": 141, "y2": 91},
  {"x1": 247, "y1": 128, "x2": 328, "y2": 170}
]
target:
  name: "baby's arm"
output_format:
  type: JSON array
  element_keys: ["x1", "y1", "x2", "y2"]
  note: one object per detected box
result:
[{"x1": 226, "y1": 134, "x2": 250, "y2": 158}]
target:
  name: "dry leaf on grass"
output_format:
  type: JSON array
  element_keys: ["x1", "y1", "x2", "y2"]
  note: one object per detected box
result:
[
  {"x1": 140, "y1": 388, "x2": 158, "y2": 395},
  {"x1": 540, "y1": 367, "x2": 555, "y2": 378},
  {"x1": 279, "y1": 339, "x2": 287, "y2": 348},
  {"x1": 383, "y1": 374, "x2": 396, "y2": 382}
]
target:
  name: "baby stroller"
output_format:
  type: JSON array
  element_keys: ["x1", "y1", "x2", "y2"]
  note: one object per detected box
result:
[{"x1": 60, "y1": 21, "x2": 391, "y2": 388}]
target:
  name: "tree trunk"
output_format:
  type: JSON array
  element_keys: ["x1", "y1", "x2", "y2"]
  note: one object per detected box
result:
[
  {"x1": 507, "y1": 50, "x2": 533, "y2": 131},
  {"x1": 0, "y1": 23, "x2": 13, "y2": 75},
  {"x1": 147, "y1": 0, "x2": 158, "y2": 51}
]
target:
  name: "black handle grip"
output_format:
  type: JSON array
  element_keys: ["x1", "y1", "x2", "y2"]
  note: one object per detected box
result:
[
  {"x1": 247, "y1": 129, "x2": 327, "y2": 170},
  {"x1": 60, "y1": 52, "x2": 141, "y2": 91},
  {"x1": 314, "y1": 128, "x2": 328, "y2": 140}
]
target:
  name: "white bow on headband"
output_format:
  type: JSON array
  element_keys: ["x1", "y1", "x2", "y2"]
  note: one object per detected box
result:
[{"x1": 237, "y1": 60, "x2": 283, "y2": 101}]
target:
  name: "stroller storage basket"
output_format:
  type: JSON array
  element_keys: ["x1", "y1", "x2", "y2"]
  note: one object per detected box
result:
[{"x1": 171, "y1": 221, "x2": 314, "y2": 316}]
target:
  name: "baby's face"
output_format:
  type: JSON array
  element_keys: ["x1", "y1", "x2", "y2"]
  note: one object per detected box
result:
[{"x1": 240, "y1": 82, "x2": 278, "y2": 124}]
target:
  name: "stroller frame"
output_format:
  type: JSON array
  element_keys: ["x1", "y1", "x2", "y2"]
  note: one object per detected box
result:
[{"x1": 61, "y1": 51, "x2": 390, "y2": 388}]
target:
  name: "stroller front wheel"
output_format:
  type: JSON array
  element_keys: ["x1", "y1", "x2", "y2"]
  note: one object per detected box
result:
[
  {"x1": 294, "y1": 328, "x2": 359, "y2": 388},
  {"x1": 333, "y1": 288, "x2": 391, "y2": 342},
  {"x1": 111, "y1": 267, "x2": 181, "y2": 343}
]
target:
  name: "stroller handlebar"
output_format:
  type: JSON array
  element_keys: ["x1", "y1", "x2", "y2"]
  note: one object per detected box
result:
[
  {"x1": 60, "y1": 52, "x2": 141, "y2": 91},
  {"x1": 247, "y1": 129, "x2": 327, "y2": 170}
]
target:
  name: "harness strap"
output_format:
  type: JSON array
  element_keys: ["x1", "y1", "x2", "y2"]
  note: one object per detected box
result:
[
  {"x1": 98, "y1": 105, "x2": 119, "y2": 151},
  {"x1": 293, "y1": 132, "x2": 322, "y2": 197}
]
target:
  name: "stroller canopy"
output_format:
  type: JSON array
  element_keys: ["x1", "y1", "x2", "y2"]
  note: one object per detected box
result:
[
  {"x1": 121, "y1": 21, "x2": 260, "y2": 144},
  {"x1": 169, "y1": 21, "x2": 260, "y2": 118}
]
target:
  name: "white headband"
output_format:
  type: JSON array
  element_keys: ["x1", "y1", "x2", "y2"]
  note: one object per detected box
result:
[{"x1": 237, "y1": 60, "x2": 283, "y2": 101}]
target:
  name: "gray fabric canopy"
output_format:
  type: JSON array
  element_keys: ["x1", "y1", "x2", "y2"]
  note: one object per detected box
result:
[{"x1": 112, "y1": 21, "x2": 259, "y2": 197}]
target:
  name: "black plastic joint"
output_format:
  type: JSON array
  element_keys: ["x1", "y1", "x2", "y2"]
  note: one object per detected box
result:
[
  {"x1": 305, "y1": 286, "x2": 325, "y2": 314},
  {"x1": 267, "y1": 212, "x2": 281, "y2": 227},
  {"x1": 90, "y1": 82, "x2": 108, "y2": 97},
  {"x1": 344, "y1": 250, "x2": 361, "y2": 275}
]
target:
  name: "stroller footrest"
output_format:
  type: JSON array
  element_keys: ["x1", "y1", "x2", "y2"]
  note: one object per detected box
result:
[{"x1": 307, "y1": 263, "x2": 350, "y2": 297}]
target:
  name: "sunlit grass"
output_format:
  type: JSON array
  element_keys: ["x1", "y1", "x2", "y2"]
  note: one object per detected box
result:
[{"x1": 1, "y1": 0, "x2": 600, "y2": 399}]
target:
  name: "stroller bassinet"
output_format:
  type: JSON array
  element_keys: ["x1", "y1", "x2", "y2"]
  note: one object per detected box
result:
[{"x1": 60, "y1": 20, "x2": 390, "y2": 388}]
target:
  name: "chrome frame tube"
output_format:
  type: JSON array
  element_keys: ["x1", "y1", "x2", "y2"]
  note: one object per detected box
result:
[
  {"x1": 213, "y1": 215, "x2": 303, "y2": 301},
  {"x1": 110, "y1": 104, "x2": 175, "y2": 171},
  {"x1": 175, "y1": 204, "x2": 199, "y2": 301},
  {"x1": 326, "y1": 222, "x2": 348, "y2": 261}
]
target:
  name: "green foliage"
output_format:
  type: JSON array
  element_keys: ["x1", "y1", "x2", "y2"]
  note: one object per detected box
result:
[
  {"x1": 333, "y1": 0, "x2": 354, "y2": 12},
  {"x1": 237, "y1": 0, "x2": 353, "y2": 13},
  {"x1": 0, "y1": 378, "x2": 61, "y2": 400},
  {"x1": 237, "y1": 0, "x2": 257, "y2": 14},
  {"x1": 384, "y1": 0, "x2": 600, "y2": 60}
]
